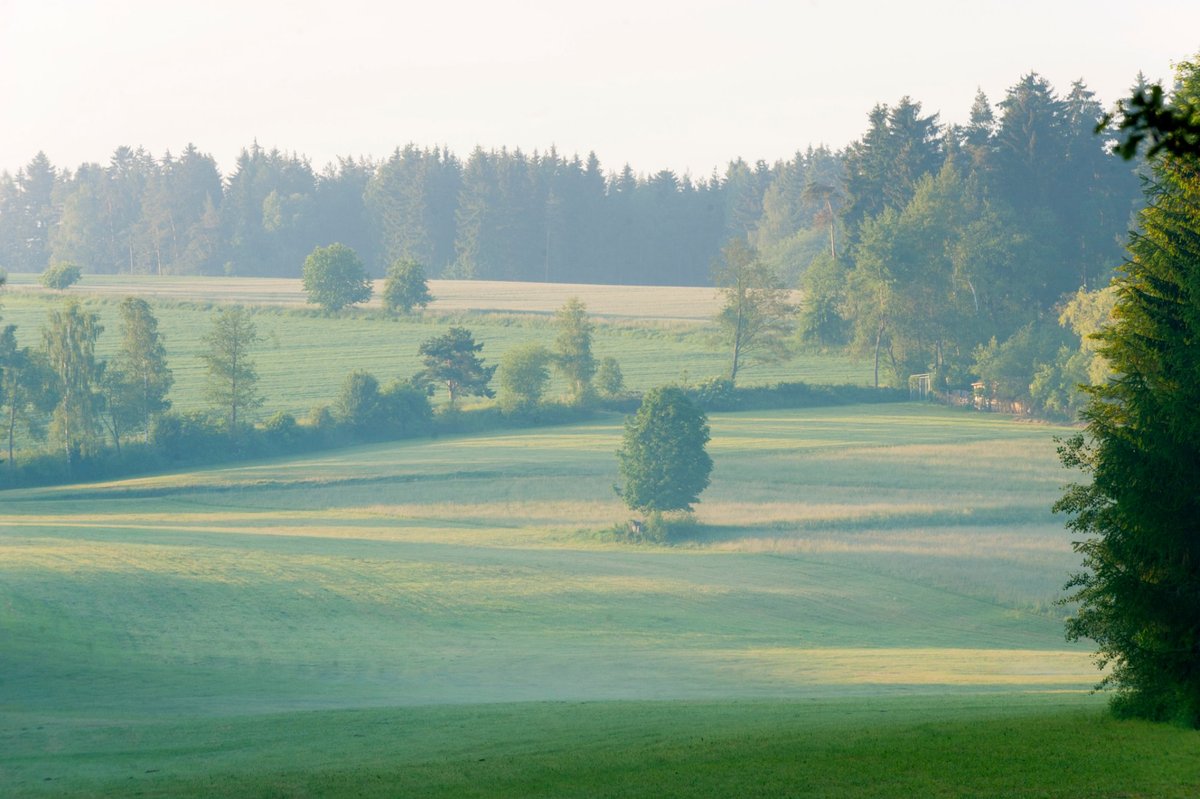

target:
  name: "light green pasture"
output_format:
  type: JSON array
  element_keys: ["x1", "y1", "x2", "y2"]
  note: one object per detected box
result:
[
  {"x1": 0, "y1": 289, "x2": 868, "y2": 420},
  {"x1": 0, "y1": 403, "x2": 1119, "y2": 796},
  {"x1": 2, "y1": 405, "x2": 1088, "y2": 715}
]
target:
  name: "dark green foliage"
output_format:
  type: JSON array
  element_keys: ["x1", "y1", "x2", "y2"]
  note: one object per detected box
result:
[
  {"x1": 100, "y1": 297, "x2": 173, "y2": 451},
  {"x1": 616, "y1": 386, "x2": 712, "y2": 514},
  {"x1": 0, "y1": 328, "x2": 57, "y2": 466},
  {"x1": 971, "y1": 319, "x2": 1070, "y2": 405},
  {"x1": 1103, "y1": 62, "x2": 1200, "y2": 160},
  {"x1": 335, "y1": 370, "x2": 384, "y2": 432},
  {"x1": 1055, "y1": 64, "x2": 1200, "y2": 725},
  {"x1": 796, "y1": 252, "x2": 849, "y2": 348},
  {"x1": 302, "y1": 243, "x2": 372, "y2": 312},
  {"x1": 262, "y1": 411, "x2": 303, "y2": 451},
  {"x1": 40, "y1": 262, "x2": 82, "y2": 290},
  {"x1": 335, "y1": 370, "x2": 433, "y2": 439},
  {"x1": 417, "y1": 327, "x2": 495, "y2": 407},
  {"x1": 553, "y1": 297, "x2": 595, "y2": 404},
  {"x1": 151, "y1": 410, "x2": 225, "y2": 462},
  {"x1": 382, "y1": 258, "x2": 432, "y2": 314},
  {"x1": 690, "y1": 377, "x2": 736, "y2": 411}
]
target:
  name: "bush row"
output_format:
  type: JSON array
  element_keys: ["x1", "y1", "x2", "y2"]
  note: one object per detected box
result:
[{"x1": 0, "y1": 380, "x2": 904, "y2": 489}]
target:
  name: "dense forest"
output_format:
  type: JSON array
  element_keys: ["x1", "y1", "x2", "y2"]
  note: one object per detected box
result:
[
  {"x1": 0, "y1": 72, "x2": 1147, "y2": 407},
  {"x1": 1, "y1": 73, "x2": 1140, "y2": 287}
]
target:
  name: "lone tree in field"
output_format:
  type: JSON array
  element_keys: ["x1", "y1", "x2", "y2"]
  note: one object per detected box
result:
[
  {"x1": 616, "y1": 386, "x2": 712, "y2": 514},
  {"x1": 1055, "y1": 57, "x2": 1200, "y2": 726},
  {"x1": 416, "y1": 327, "x2": 496, "y2": 407},
  {"x1": 201, "y1": 307, "x2": 263, "y2": 437},
  {"x1": 383, "y1": 258, "x2": 433, "y2": 314},
  {"x1": 553, "y1": 297, "x2": 595, "y2": 404},
  {"x1": 41, "y1": 262, "x2": 82, "y2": 291},
  {"x1": 302, "y1": 243, "x2": 373, "y2": 312},
  {"x1": 714, "y1": 238, "x2": 794, "y2": 383}
]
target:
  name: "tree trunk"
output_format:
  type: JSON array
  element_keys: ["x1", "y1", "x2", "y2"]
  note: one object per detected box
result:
[
  {"x1": 873, "y1": 325, "x2": 884, "y2": 388},
  {"x1": 7, "y1": 404, "x2": 16, "y2": 468}
]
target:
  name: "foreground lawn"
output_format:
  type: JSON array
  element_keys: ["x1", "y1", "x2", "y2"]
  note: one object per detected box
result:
[{"x1": 4, "y1": 696, "x2": 1198, "y2": 797}]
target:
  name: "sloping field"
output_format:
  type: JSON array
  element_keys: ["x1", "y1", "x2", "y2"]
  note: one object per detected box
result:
[
  {"x1": 2, "y1": 405, "x2": 1090, "y2": 714},
  {"x1": 3, "y1": 273, "x2": 735, "y2": 321},
  {"x1": 1, "y1": 403, "x2": 1153, "y2": 796}
]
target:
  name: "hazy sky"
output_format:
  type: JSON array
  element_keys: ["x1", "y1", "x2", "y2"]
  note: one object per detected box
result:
[{"x1": 2, "y1": 0, "x2": 1197, "y2": 178}]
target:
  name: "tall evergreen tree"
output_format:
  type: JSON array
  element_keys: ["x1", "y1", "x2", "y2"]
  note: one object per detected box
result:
[{"x1": 1055, "y1": 59, "x2": 1200, "y2": 726}]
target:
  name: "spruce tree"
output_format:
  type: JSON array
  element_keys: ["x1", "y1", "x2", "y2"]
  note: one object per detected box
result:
[{"x1": 1055, "y1": 60, "x2": 1200, "y2": 725}]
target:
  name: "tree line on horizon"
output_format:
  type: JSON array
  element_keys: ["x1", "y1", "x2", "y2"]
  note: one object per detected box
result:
[
  {"x1": 1, "y1": 72, "x2": 1140, "y2": 287},
  {"x1": 0, "y1": 71, "x2": 1151, "y2": 412}
]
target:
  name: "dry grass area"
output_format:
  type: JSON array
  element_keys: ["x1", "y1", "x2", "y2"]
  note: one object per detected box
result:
[{"x1": 4, "y1": 273, "x2": 738, "y2": 321}]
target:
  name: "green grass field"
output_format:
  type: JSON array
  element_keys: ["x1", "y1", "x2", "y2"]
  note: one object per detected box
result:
[
  {"x1": 7, "y1": 403, "x2": 1196, "y2": 796},
  {"x1": 0, "y1": 277, "x2": 865, "y2": 421}
]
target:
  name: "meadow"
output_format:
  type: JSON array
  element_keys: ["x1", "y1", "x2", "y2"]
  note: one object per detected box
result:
[
  {"x1": 2, "y1": 276, "x2": 1196, "y2": 796},
  {"x1": 0, "y1": 276, "x2": 861, "y2": 421},
  {"x1": 6, "y1": 402, "x2": 1198, "y2": 796}
]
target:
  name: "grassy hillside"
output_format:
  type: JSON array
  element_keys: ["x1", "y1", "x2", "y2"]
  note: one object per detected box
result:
[
  {"x1": 0, "y1": 280, "x2": 866, "y2": 421},
  {"x1": 3, "y1": 403, "x2": 1162, "y2": 797}
]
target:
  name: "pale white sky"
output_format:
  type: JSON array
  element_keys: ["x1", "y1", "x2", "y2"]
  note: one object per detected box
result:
[{"x1": 1, "y1": 0, "x2": 1196, "y2": 178}]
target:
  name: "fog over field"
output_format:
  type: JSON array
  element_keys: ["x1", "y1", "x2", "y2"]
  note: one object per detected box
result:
[{"x1": 4, "y1": 3, "x2": 1200, "y2": 797}]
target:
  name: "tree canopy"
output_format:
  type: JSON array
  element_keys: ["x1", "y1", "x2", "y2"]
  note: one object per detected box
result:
[
  {"x1": 553, "y1": 297, "x2": 595, "y2": 404},
  {"x1": 416, "y1": 327, "x2": 496, "y2": 407},
  {"x1": 302, "y1": 243, "x2": 373, "y2": 312},
  {"x1": 616, "y1": 386, "x2": 712, "y2": 514},
  {"x1": 382, "y1": 257, "x2": 433, "y2": 314},
  {"x1": 714, "y1": 238, "x2": 793, "y2": 383}
]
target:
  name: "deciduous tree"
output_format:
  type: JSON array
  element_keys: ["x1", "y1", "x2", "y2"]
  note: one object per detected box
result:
[
  {"x1": 302, "y1": 242, "x2": 372, "y2": 312},
  {"x1": 0, "y1": 326, "x2": 57, "y2": 467},
  {"x1": 42, "y1": 301, "x2": 104, "y2": 468},
  {"x1": 382, "y1": 257, "x2": 433, "y2": 314},
  {"x1": 714, "y1": 239, "x2": 793, "y2": 383},
  {"x1": 200, "y1": 307, "x2": 263, "y2": 436},
  {"x1": 553, "y1": 297, "x2": 595, "y2": 403},
  {"x1": 498, "y1": 342, "x2": 551, "y2": 414},
  {"x1": 616, "y1": 386, "x2": 712, "y2": 514},
  {"x1": 41, "y1": 262, "x2": 81, "y2": 290}
]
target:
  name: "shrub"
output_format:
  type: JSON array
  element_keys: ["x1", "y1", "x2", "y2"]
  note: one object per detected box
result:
[{"x1": 41, "y1": 262, "x2": 82, "y2": 291}]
